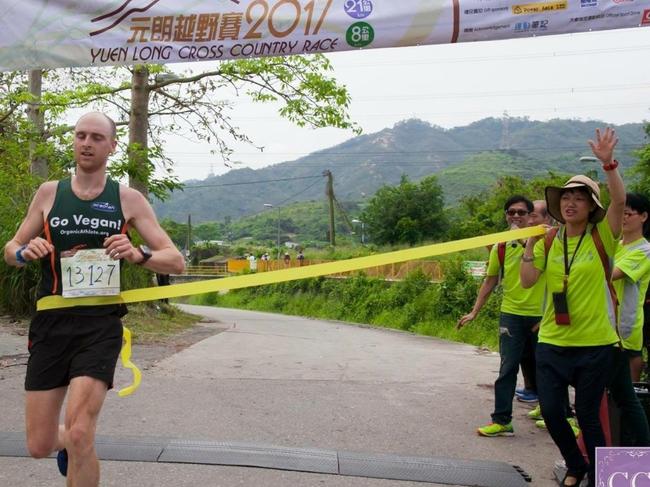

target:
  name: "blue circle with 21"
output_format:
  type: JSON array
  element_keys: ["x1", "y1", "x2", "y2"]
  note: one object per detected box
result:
[{"x1": 344, "y1": 0, "x2": 373, "y2": 20}]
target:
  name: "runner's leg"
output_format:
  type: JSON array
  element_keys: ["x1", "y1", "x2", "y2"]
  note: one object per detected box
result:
[
  {"x1": 64, "y1": 376, "x2": 109, "y2": 487},
  {"x1": 25, "y1": 388, "x2": 67, "y2": 458}
]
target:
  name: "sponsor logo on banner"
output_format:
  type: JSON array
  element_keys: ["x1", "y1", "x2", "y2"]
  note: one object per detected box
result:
[
  {"x1": 612, "y1": 0, "x2": 634, "y2": 3},
  {"x1": 643, "y1": 9, "x2": 650, "y2": 23},
  {"x1": 596, "y1": 448, "x2": 650, "y2": 485},
  {"x1": 580, "y1": 0, "x2": 598, "y2": 7},
  {"x1": 346, "y1": 21, "x2": 374, "y2": 47},
  {"x1": 512, "y1": 1, "x2": 567, "y2": 14},
  {"x1": 514, "y1": 19, "x2": 549, "y2": 32},
  {"x1": 463, "y1": 6, "x2": 510, "y2": 13},
  {"x1": 463, "y1": 24, "x2": 511, "y2": 33},
  {"x1": 571, "y1": 9, "x2": 640, "y2": 21},
  {"x1": 344, "y1": 0, "x2": 373, "y2": 19}
]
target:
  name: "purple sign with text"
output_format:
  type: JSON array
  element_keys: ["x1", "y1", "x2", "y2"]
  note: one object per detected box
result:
[{"x1": 596, "y1": 447, "x2": 650, "y2": 486}]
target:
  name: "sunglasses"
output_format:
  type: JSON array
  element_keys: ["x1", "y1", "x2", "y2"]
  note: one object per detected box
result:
[{"x1": 505, "y1": 209, "x2": 529, "y2": 217}]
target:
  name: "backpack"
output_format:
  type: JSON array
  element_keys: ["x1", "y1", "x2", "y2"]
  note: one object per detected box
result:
[
  {"x1": 497, "y1": 241, "x2": 507, "y2": 281},
  {"x1": 496, "y1": 240, "x2": 524, "y2": 281}
]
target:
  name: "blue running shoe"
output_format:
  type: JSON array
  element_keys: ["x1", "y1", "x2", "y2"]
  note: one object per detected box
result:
[
  {"x1": 56, "y1": 449, "x2": 68, "y2": 477},
  {"x1": 515, "y1": 387, "x2": 531, "y2": 398},
  {"x1": 516, "y1": 390, "x2": 538, "y2": 403}
]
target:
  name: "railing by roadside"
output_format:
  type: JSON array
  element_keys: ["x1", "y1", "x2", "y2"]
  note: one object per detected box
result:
[
  {"x1": 184, "y1": 264, "x2": 229, "y2": 276},
  {"x1": 182, "y1": 259, "x2": 446, "y2": 282}
]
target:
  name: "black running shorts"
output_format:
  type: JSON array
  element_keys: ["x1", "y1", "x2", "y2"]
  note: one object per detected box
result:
[{"x1": 25, "y1": 312, "x2": 123, "y2": 391}]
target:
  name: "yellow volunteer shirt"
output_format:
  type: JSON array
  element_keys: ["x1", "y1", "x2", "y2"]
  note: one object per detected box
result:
[
  {"x1": 486, "y1": 241, "x2": 545, "y2": 316},
  {"x1": 613, "y1": 237, "x2": 650, "y2": 351},
  {"x1": 533, "y1": 220, "x2": 619, "y2": 347}
]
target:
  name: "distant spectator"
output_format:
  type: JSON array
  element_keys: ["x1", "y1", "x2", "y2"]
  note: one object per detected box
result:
[
  {"x1": 248, "y1": 254, "x2": 257, "y2": 271},
  {"x1": 284, "y1": 252, "x2": 291, "y2": 266},
  {"x1": 297, "y1": 250, "x2": 305, "y2": 266}
]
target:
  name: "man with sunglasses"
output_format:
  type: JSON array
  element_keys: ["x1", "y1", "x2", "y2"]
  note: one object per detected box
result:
[{"x1": 458, "y1": 195, "x2": 547, "y2": 437}]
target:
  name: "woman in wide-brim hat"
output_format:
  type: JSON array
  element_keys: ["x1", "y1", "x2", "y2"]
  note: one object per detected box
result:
[{"x1": 520, "y1": 128, "x2": 625, "y2": 487}]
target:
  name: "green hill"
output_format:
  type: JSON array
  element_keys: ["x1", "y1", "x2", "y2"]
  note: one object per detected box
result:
[{"x1": 154, "y1": 117, "x2": 647, "y2": 223}]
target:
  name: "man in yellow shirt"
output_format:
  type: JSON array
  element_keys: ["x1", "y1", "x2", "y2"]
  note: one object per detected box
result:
[{"x1": 458, "y1": 195, "x2": 546, "y2": 437}]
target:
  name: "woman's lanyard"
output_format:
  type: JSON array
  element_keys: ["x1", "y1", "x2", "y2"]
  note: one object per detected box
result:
[{"x1": 562, "y1": 228, "x2": 587, "y2": 292}]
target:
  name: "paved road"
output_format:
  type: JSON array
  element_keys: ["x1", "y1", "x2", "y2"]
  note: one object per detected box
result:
[{"x1": 0, "y1": 305, "x2": 560, "y2": 486}]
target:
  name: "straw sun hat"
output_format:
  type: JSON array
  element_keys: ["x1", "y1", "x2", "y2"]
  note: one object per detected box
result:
[{"x1": 545, "y1": 175, "x2": 606, "y2": 224}]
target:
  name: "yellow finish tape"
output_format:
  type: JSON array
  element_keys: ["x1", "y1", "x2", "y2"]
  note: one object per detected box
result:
[
  {"x1": 37, "y1": 226, "x2": 544, "y2": 311},
  {"x1": 117, "y1": 326, "x2": 141, "y2": 397}
]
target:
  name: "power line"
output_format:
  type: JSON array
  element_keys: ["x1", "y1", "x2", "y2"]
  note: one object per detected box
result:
[
  {"x1": 277, "y1": 178, "x2": 325, "y2": 206},
  {"x1": 237, "y1": 177, "x2": 328, "y2": 221},
  {"x1": 168, "y1": 144, "x2": 643, "y2": 161},
  {"x1": 183, "y1": 174, "x2": 323, "y2": 188},
  {"x1": 194, "y1": 102, "x2": 647, "y2": 123}
]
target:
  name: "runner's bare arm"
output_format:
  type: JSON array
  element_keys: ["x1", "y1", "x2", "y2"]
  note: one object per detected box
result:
[
  {"x1": 3, "y1": 182, "x2": 56, "y2": 267},
  {"x1": 103, "y1": 186, "x2": 185, "y2": 274}
]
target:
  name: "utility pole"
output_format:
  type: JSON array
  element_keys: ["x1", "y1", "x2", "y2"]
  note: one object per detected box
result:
[
  {"x1": 186, "y1": 214, "x2": 192, "y2": 259},
  {"x1": 499, "y1": 110, "x2": 511, "y2": 151},
  {"x1": 323, "y1": 170, "x2": 335, "y2": 246},
  {"x1": 27, "y1": 70, "x2": 47, "y2": 178}
]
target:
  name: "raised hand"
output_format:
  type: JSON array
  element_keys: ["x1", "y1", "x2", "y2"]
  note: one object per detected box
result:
[{"x1": 588, "y1": 127, "x2": 618, "y2": 166}]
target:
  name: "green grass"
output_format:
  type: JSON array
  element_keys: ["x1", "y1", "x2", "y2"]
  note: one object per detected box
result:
[{"x1": 122, "y1": 302, "x2": 201, "y2": 343}]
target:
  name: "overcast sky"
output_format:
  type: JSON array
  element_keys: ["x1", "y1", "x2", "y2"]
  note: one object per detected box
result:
[{"x1": 160, "y1": 27, "x2": 650, "y2": 182}]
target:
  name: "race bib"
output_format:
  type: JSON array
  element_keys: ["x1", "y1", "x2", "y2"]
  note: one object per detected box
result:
[{"x1": 60, "y1": 249, "x2": 120, "y2": 297}]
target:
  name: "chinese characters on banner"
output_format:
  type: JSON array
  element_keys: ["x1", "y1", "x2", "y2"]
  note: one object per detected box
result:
[{"x1": 0, "y1": 0, "x2": 648, "y2": 71}]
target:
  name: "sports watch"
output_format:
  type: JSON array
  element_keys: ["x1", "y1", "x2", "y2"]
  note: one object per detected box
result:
[{"x1": 137, "y1": 244, "x2": 152, "y2": 265}]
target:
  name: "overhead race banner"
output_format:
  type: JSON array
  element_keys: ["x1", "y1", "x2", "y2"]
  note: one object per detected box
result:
[{"x1": 1, "y1": 0, "x2": 648, "y2": 71}]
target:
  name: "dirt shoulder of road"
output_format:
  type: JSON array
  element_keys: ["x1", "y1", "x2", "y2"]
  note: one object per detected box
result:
[{"x1": 0, "y1": 305, "x2": 225, "y2": 380}]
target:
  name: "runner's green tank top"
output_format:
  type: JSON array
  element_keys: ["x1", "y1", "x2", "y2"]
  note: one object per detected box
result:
[{"x1": 39, "y1": 177, "x2": 128, "y2": 315}]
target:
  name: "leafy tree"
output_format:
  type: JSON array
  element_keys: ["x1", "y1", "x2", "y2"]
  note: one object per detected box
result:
[
  {"x1": 446, "y1": 172, "x2": 572, "y2": 240},
  {"x1": 194, "y1": 222, "x2": 225, "y2": 242},
  {"x1": 32, "y1": 56, "x2": 357, "y2": 197},
  {"x1": 0, "y1": 77, "x2": 72, "y2": 314},
  {"x1": 160, "y1": 219, "x2": 189, "y2": 248},
  {"x1": 630, "y1": 122, "x2": 650, "y2": 195},
  {"x1": 361, "y1": 175, "x2": 447, "y2": 245}
]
